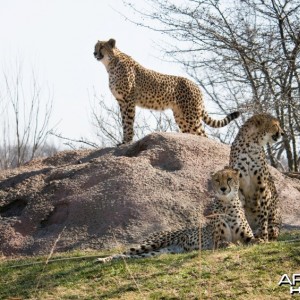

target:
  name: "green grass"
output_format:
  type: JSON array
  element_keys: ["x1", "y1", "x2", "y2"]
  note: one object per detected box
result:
[{"x1": 1, "y1": 230, "x2": 300, "y2": 300}]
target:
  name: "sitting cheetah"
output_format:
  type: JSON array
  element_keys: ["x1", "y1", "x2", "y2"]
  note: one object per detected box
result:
[
  {"x1": 96, "y1": 167, "x2": 254, "y2": 263},
  {"x1": 94, "y1": 38, "x2": 240, "y2": 144},
  {"x1": 229, "y1": 113, "x2": 284, "y2": 241}
]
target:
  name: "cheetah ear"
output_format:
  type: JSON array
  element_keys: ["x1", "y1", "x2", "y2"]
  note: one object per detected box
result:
[{"x1": 108, "y1": 38, "x2": 116, "y2": 48}]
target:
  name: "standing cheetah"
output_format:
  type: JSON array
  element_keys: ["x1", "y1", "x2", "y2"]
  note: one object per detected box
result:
[
  {"x1": 229, "y1": 113, "x2": 284, "y2": 241},
  {"x1": 94, "y1": 38, "x2": 240, "y2": 144},
  {"x1": 96, "y1": 167, "x2": 254, "y2": 263}
]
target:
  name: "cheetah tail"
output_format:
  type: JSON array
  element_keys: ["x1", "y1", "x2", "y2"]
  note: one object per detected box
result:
[
  {"x1": 95, "y1": 243, "x2": 172, "y2": 263},
  {"x1": 202, "y1": 111, "x2": 240, "y2": 128}
]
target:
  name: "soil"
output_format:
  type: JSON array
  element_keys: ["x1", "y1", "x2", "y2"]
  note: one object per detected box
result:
[{"x1": 0, "y1": 132, "x2": 299, "y2": 256}]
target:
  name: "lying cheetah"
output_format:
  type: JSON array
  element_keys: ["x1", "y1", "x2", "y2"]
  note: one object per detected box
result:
[
  {"x1": 96, "y1": 167, "x2": 254, "y2": 263},
  {"x1": 229, "y1": 113, "x2": 284, "y2": 241},
  {"x1": 94, "y1": 39, "x2": 240, "y2": 144}
]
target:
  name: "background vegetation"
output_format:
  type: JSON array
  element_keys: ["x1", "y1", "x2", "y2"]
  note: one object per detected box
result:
[{"x1": 1, "y1": 0, "x2": 300, "y2": 173}]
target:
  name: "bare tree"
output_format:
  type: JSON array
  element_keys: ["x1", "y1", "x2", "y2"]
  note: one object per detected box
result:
[
  {"x1": 125, "y1": 0, "x2": 300, "y2": 171},
  {"x1": 0, "y1": 61, "x2": 55, "y2": 169}
]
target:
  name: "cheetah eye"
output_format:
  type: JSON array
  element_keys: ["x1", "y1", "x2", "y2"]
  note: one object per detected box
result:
[
  {"x1": 227, "y1": 178, "x2": 232, "y2": 182},
  {"x1": 215, "y1": 179, "x2": 220, "y2": 183}
]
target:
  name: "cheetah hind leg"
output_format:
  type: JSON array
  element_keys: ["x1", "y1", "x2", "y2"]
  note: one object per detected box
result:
[
  {"x1": 188, "y1": 120, "x2": 207, "y2": 137},
  {"x1": 173, "y1": 111, "x2": 207, "y2": 137}
]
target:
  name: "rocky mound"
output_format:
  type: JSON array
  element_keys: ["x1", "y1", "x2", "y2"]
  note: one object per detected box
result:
[{"x1": 0, "y1": 133, "x2": 299, "y2": 256}]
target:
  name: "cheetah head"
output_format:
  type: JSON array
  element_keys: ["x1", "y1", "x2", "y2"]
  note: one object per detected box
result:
[
  {"x1": 250, "y1": 114, "x2": 284, "y2": 146},
  {"x1": 93, "y1": 38, "x2": 116, "y2": 61},
  {"x1": 211, "y1": 167, "x2": 239, "y2": 198}
]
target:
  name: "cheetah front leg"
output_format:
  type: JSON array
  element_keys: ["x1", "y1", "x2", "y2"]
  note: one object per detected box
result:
[
  {"x1": 237, "y1": 221, "x2": 256, "y2": 244},
  {"x1": 118, "y1": 100, "x2": 136, "y2": 144},
  {"x1": 208, "y1": 215, "x2": 232, "y2": 249},
  {"x1": 252, "y1": 188, "x2": 271, "y2": 241}
]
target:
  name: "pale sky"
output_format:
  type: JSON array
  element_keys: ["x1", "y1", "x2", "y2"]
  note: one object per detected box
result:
[{"x1": 0, "y1": 0, "x2": 183, "y2": 146}]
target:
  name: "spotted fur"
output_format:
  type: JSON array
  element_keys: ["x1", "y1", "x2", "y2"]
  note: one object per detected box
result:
[
  {"x1": 229, "y1": 113, "x2": 283, "y2": 241},
  {"x1": 94, "y1": 38, "x2": 240, "y2": 144},
  {"x1": 96, "y1": 168, "x2": 254, "y2": 263}
]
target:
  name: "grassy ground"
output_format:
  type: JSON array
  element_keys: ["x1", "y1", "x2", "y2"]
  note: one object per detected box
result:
[{"x1": 1, "y1": 230, "x2": 300, "y2": 300}]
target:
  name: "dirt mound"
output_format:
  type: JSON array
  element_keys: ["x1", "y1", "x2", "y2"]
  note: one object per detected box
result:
[{"x1": 0, "y1": 133, "x2": 299, "y2": 256}]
